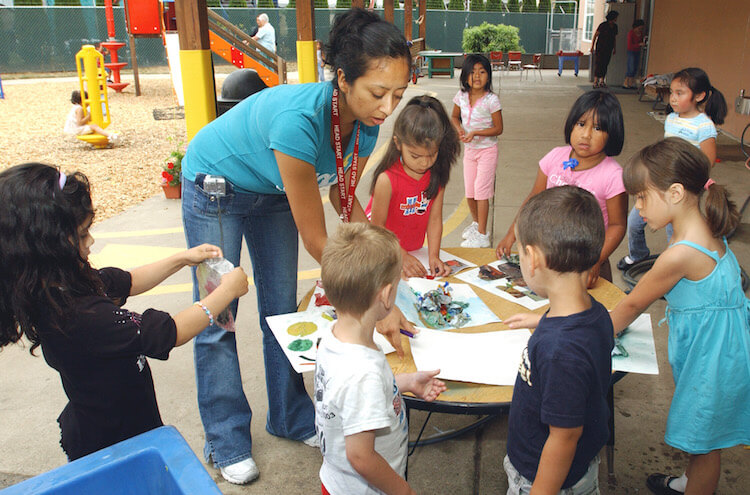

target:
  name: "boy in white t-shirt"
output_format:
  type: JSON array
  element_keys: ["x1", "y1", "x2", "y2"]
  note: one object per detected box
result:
[{"x1": 314, "y1": 223, "x2": 446, "y2": 495}]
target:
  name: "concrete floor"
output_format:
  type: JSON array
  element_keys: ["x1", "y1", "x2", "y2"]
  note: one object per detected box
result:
[{"x1": 1, "y1": 69, "x2": 748, "y2": 494}]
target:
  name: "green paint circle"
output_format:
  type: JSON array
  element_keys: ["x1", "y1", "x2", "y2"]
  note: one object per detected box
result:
[
  {"x1": 287, "y1": 321, "x2": 317, "y2": 337},
  {"x1": 288, "y1": 339, "x2": 313, "y2": 352}
]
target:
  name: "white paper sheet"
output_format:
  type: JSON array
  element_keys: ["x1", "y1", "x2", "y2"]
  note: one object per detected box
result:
[
  {"x1": 396, "y1": 279, "x2": 501, "y2": 329},
  {"x1": 409, "y1": 327, "x2": 531, "y2": 386},
  {"x1": 268, "y1": 309, "x2": 395, "y2": 373},
  {"x1": 455, "y1": 260, "x2": 549, "y2": 310},
  {"x1": 407, "y1": 247, "x2": 476, "y2": 277},
  {"x1": 612, "y1": 313, "x2": 659, "y2": 375}
]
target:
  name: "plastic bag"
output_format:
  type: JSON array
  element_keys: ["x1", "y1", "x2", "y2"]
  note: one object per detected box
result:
[{"x1": 196, "y1": 257, "x2": 237, "y2": 332}]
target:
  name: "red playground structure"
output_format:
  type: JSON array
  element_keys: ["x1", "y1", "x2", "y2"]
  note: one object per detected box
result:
[{"x1": 100, "y1": 0, "x2": 129, "y2": 93}]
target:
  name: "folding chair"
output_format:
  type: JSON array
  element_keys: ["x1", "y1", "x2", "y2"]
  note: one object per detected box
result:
[
  {"x1": 507, "y1": 51, "x2": 522, "y2": 73},
  {"x1": 522, "y1": 53, "x2": 543, "y2": 81},
  {"x1": 489, "y1": 51, "x2": 504, "y2": 72}
]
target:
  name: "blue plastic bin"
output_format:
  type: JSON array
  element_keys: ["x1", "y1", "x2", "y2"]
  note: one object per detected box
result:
[{"x1": 1, "y1": 426, "x2": 221, "y2": 495}]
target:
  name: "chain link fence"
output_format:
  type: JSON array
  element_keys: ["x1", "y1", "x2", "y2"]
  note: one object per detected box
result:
[{"x1": 0, "y1": 6, "x2": 574, "y2": 74}]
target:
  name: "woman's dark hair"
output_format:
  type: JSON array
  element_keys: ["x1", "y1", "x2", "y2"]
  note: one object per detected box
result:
[
  {"x1": 623, "y1": 137, "x2": 739, "y2": 238},
  {"x1": 606, "y1": 11, "x2": 619, "y2": 21},
  {"x1": 460, "y1": 54, "x2": 493, "y2": 93},
  {"x1": 672, "y1": 67, "x2": 727, "y2": 125},
  {"x1": 71, "y1": 90, "x2": 81, "y2": 105},
  {"x1": 323, "y1": 8, "x2": 410, "y2": 89},
  {"x1": 564, "y1": 89, "x2": 625, "y2": 156},
  {"x1": 370, "y1": 95, "x2": 459, "y2": 200},
  {"x1": 0, "y1": 163, "x2": 103, "y2": 354},
  {"x1": 632, "y1": 19, "x2": 645, "y2": 28}
]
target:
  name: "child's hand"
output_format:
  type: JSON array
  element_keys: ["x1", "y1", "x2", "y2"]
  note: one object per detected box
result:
[
  {"x1": 495, "y1": 232, "x2": 515, "y2": 259},
  {"x1": 402, "y1": 253, "x2": 427, "y2": 278},
  {"x1": 184, "y1": 244, "x2": 223, "y2": 266},
  {"x1": 220, "y1": 267, "x2": 249, "y2": 298},
  {"x1": 461, "y1": 131, "x2": 475, "y2": 143},
  {"x1": 429, "y1": 257, "x2": 451, "y2": 278},
  {"x1": 587, "y1": 262, "x2": 601, "y2": 289},
  {"x1": 505, "y1": 312, "x2": 541, "y2": 329},
  {"x1": 409, "y1": 370, "x2": 446, "y2": 401}
]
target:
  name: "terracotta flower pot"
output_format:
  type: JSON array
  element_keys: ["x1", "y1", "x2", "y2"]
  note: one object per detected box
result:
[{"x1": 162, "y1": 183, "x2": 182, "y2": 199}]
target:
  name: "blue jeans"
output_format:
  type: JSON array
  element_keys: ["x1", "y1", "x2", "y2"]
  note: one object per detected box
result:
[
  {"x1": 626, "y1": 50, "x2": 640, "y2": 78},
  {"x1": 627, "y1": 207, "x2": 674, "y2": 261},
  {"x1": 182, "y1": 175, "x2": 316, "y2": 467},
  {"x1": 504, "y1": 455, "x2": 600, "y2": 495}
]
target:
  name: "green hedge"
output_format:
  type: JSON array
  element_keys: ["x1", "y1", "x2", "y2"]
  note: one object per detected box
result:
[
  {"x1": 486, "y1": 0, "x2": 501, "y2": 11},
  {"x1": 446, "y1": 0, "x2": 464, "y2": 11},
  {"x1": 538, "y1": 0, "x2": 551, "y2": 13},
  {"x1": 522, "y1": 0, "x2": 537, "y2": 12},
  {"x1": 462, "y1": 21, "x2": 522, "y2": 53},
  {"x1": 507, "y1": 0, "x2": 520, "y2": 12},
  {"x1": 426, "y1": 0, "x2": 446, "y2": 10},
  {"x1": 469, "y1": 0, "x2": 484, "y2": 11}
]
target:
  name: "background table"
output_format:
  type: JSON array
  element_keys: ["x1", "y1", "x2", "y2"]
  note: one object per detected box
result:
[{"x1": 417, "y1": 51, "x2": 463, "y2": 78}]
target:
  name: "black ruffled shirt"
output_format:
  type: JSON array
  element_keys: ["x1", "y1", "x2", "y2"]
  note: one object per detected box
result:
[{"x1": 38, "y1": 268, "x2": 177, "y2": 461}]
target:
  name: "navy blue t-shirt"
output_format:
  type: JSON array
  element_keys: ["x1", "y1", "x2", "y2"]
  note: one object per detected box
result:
[{"x1": 506, "y1": 296, "x2": 613, "y2": 488}]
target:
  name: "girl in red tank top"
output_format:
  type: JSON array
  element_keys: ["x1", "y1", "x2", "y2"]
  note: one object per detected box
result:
[{"x1": 366, "y1": 96, "x2": 460, "y2": 278}]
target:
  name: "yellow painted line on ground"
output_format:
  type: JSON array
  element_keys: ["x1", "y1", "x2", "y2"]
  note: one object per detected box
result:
[{"x1": 94, "y1": 227, "x2": 184, "y2": 239}]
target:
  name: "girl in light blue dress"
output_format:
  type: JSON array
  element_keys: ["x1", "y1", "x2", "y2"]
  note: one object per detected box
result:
[{"x1": 610, "y1": 137, "x2": 750, "y2": 494}]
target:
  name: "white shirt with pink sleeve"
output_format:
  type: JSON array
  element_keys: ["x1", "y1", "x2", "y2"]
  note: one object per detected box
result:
[
  {"x1": 452, "y1": 90, "x2": 502, "y2": 150},
  {"x1": 539, "y1": 146, "x2": 625, "y2": 228}
]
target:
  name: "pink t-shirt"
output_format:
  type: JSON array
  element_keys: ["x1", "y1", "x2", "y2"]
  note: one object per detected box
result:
[
  {"x1": 452, "y1": 90, "x2": 502, "y2": 150},
  {"x1": 539, "y1": 146, "x2": 625, "y2": 228}
]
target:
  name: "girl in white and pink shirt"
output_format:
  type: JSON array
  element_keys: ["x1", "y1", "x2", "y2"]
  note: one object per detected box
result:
[
  {"x1": 451, "y1": 54, "x2": 504, "y2": 248},
  {"x1": 496, "y1": 90, "x2": 628, "y2": 287}
]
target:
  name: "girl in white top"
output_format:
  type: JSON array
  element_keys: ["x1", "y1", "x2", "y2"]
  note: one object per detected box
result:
[
  {"x1": 451, "y1": 54, "x2": 504, "y2": 248},
  {"x1": 63, "y1": 90, "x2": 118, "y2": 144}
]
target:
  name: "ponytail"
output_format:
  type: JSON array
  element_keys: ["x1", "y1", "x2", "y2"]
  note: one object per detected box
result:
[
  {"x1": 704, "y1": 182, "x2": 740, "y2": 238},
  {"x1": 703, "y1": 85, "x2": 728, "y2": 125}
]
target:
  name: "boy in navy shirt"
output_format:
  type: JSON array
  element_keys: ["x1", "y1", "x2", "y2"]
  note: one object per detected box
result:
[{"x1": 503, "y1": 186, "x2": 614, "y2": 494}]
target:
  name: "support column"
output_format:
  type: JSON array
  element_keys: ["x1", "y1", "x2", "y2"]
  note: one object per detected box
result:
[
  {"x1": 418, "y1": 0, "x2": 425, "y2": 40},
  {"x1": 384, "y1": 0, "x2": 394, "y2": 23},
  {"x1": 175, "y1": 0, "x2": 216, "y2": 141},
  {"x1": 296, "y1": 0, "x2": 317, "y2": 84},
  {"x1": 404, "y1": 0, "x2": 413, "y2": 41}
]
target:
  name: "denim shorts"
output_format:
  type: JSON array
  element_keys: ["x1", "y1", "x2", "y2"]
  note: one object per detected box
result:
[{"x1": 503, "y1": 455, "x2": 600, "y2": 495}]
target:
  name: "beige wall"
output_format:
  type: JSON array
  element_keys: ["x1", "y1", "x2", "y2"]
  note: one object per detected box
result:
[{"x1": 648, "y1": 0, "x2": 750, "y2": 138}]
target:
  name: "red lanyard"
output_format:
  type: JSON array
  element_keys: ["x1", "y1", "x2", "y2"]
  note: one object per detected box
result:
[{"x1": 332, "y1": 88, "x2": 360, "y2": 223}]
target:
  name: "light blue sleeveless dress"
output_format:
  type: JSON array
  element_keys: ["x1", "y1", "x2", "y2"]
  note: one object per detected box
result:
[{"x1": 662, "y1": 239, "x2": 750, "y2": 454}]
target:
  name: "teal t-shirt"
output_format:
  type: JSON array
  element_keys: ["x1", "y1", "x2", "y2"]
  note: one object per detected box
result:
[{"x1": 182, "y1": 82, "x2": 379, "y2": 194}]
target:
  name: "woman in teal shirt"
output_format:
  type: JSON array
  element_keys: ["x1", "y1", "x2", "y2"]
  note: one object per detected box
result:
[{"x1": 181, "y1": 8, "x2": 412, "y2": 485}]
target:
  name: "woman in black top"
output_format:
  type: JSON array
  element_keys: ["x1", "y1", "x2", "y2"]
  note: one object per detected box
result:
[{"x1": 591, "y1": 10, "x2": 619, "y2": 88}]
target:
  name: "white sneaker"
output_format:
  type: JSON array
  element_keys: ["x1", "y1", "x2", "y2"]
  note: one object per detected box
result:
[
  {"x1": 460, "y1": 231, "x2": 490, "y2": 248},
  {"x1": 461, "y1": 221, "x2": 479, "y2": 239},
  {"x1": 220, "y1": 457, "x2": 259, "y2": 485},
  {"x1": 303, "y1": 434, "x2": 320, "y2": 448}
]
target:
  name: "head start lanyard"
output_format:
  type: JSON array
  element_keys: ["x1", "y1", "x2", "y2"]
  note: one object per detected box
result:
[{"x1": 332, "y1": 88, "x2": 360, "y2": 223}]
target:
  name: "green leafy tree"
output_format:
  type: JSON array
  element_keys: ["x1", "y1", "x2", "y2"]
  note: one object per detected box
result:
[
  {"x1": 522, "y1": 0, "x2": 536, "y2": 12},
  {"x1": 469, "y1": 0, "x2": 484, "y2": 11},
  {"x1": 336, "y1": 0, "x2": 352, "y2": 7},
  {"x1": 447, "y1": 0, "x2": 464, "y2": 10},
  {"x1": 287, "y1": 0, "x2": 296, "y2": 7},
  {"x1": 537, "y1": 0, "x2": 551, "y2": 12},
  {"x1": 462, "y1": 22, "x2": 522, "y2": 53},
  {"x1": 258, "y1": 0, "x2": 275, "y2": 7},
  {"x1": 486, "y1": 0, "x2": 501, "y2": 12},
  {"x1": 55, "y1": 0, "x2": 81, "y2": 5},
  {"x1": 229, "y1": 0, "x2": 246, "y2": 6},
  {"x1": 207, "y1": 0, "x2": 221, "y2": 7},
  {"x1": 15, "y1": 0, "x2": 42, "y2": 5},
  {"x1": 314, "y1": 0, "x2": 329, "y2": 8},
  {"x1": 506, "y1": 0, "x2": 520, "y2": 12},
  {"x1": 426, "y1": 0, "x2": 445, "y2": 10}
]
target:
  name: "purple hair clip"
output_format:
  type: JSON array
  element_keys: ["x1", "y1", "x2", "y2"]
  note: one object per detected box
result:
[
  {"x1": 562, "y1": 158, "x2": 579, "y2": 170},
  {"x1": 58, "y1": 172, "x2": 67, "y2": 190}
]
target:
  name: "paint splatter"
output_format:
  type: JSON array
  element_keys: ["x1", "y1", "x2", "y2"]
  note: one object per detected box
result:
[
  {"x1": 288, "y1": 339, "x2": 313, "y2": 352},
  {"x1": 287, "y1": 321, "x2": 317, "y2": 337}
]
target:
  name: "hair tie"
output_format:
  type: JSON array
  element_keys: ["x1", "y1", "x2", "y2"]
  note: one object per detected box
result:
[
  {"x1": 703, "y1": 178, "x2": 715, "y2": 190},
  {"x1": 58, "y1": 172, "x2": 67, "y2": 190},
  {"x1": 563, "y1": 158, "x2": 579, "y2": 170},
  {"x1": 418, "y1": 98, "x2": 431, "y2": 109}
]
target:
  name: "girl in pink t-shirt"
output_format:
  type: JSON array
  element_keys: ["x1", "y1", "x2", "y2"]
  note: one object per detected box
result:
[
  {"x1": 451, "y1": 54, "x2": 504, "y2": 248},
  {"x1": 367, "y1": 96, "x2": 460, "y2": 278},
  {"x1": 496, "y1": 90, "x2": 627, "y2": 287}
]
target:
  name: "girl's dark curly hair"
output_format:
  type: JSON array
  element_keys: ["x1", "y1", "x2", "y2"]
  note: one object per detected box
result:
[
  {"x1": 0, "y1": 163, "x2": 103, "y2": 354},
  {"x1": 370, "y1": 95, "x2": 460, "y2": 200}
]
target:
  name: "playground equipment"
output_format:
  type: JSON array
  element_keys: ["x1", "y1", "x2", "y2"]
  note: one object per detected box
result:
[
  {"x1": 100, "y1": 0, "x2": 129, "y2": 93},
  {"x1": 0, "y1": 73, "x2": 4, "y2": 99},
  {"x1": 75, "y1": 45, "x2": 113, "y2": 149}
]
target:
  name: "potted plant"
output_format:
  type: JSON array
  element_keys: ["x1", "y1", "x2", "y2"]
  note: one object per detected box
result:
[{"x1": 161, "y1": 143, "x2": 184, "y2": 199}]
